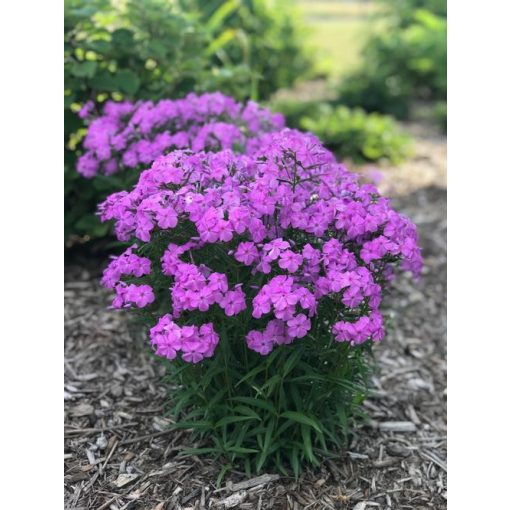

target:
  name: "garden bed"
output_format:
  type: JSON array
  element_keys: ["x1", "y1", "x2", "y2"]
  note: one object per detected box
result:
[{"x1": 65, "y1": 185, "x2": 446, "y2": 510}]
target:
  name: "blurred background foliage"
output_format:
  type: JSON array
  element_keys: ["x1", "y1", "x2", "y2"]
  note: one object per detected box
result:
[
  {"x1": 272, "y1": 0, "x2": 446, "y2": 150},
  {"x1": 300, "y1": 105, "x2": 412, "y2": 164},
  {"x1": 64, "y1": 0, "x2": 446, "y2": 249},
  {"x1": 337, "y1": 6, "x2": 446, "y2": 119}
]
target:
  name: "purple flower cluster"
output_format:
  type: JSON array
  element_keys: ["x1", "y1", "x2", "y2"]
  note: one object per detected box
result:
[
  {"x1": 77, "y1": 93, "x2": 284, "y2": 178},
  {"x1": 150, "y1": 317, "x2": 219, "y2": 363},
  {"x1": 98, "y1": 100, "x2": 422, "y2": 365}
]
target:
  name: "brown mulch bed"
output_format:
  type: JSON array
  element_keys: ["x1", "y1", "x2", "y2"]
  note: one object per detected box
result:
[{"x1": 64, "y1": 186, "x2": 446, "y2": 510}]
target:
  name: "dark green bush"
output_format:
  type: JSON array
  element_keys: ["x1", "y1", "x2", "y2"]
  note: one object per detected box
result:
[
  {"x1": 273, "y1": 102, "x2": 412, "y2": 164},
  {"x1": 337, "y1": 7, "x2": 446, "y2": 121},
  {"x1": 64, "y1": 0, "x2": 310, "y2": 245}
]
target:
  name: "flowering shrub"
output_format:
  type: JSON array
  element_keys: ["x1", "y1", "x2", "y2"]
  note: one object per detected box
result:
[
  {"x1": 100, "y1": 121, "x2": 422, "y2": 475},
  {"x1": 78, "y1": 92, "x2": 284, "y2": 178},
  {"x1": 67, "y1": 93, "x2": 283, "y2": 244}
]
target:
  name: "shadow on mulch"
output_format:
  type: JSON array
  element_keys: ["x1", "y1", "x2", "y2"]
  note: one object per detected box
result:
[{"x1": 65, "y1": 186, "x2": 446, "y2": 510}]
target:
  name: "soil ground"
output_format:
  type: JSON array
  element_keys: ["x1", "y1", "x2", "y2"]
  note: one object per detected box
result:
[{"x1": 65, "y1": 130, "x2": 446, "y2": 509}]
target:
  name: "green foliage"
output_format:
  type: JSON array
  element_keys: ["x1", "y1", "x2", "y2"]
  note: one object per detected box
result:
[
  {"x1": 159, "y1": 312, "x2": 371, "y2": 478},
  {"x1": 269, "y1": 99, "x2": 319, "y2": 130},
  {"x1": 64, "y1": 0, "x2": 310, "y2": 244},
  {"x1": 380, "y1": 0, "x2": 447, "y2": 27},
  {"x1": 337, "y1": 6, "x2": 446, "y2": 121},
  {"x1": 273, "y1": 101, "x2": 412, "y2": 164},
  {"x1": 302, "y1": 105, "x2": 412, "y2": 164},
  {"x1": 181, "y1": 0, "x2": 312, "y2": 100},
  {"x1": 338, "y1": 70, "x2": 414, "y2": 120}
]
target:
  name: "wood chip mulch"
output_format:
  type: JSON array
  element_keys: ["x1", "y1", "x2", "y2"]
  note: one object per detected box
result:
[{"x1": 65, "y1": 186, "x2": 446, "y2": 510}]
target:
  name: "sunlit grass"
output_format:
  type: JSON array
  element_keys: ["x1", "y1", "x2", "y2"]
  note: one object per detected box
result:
[
  {"x1": 297, "y1": 0, "x2": 381, "y2": 19},
  {"x1": 296, "y1": 0, "x2": 386, "y2": 79}
]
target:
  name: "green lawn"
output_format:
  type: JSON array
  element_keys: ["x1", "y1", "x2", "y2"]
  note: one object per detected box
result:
[{"x1": 297, "y1": 0, "x2": 386, "y2": 79}]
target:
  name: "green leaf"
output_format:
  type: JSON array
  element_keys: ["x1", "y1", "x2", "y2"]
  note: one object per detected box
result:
[
  {"x1": 89, "y1": 70, "x2": 119, "y2": 92},
  {"x1": 64, "y1": 94, "x2": 75, "y2": 109},
  {"x1": 232, "y1": 405, "x2": 262, "y2": 421},
  {"x1": 260, "y1": 374, "x2": 281, "y2": 394},
  {"x1": 227, "y1": 446, "x2": 259, "y2": 454},
  {"x1": 71, "y1": 61, "x2": 97, "y2": 78},
  {"x1": 290, "y1": 447, "x2": 300, "y2": 478},
  {"x1": 85, "y1": 40, "x2": 110, "y2": 54},
  {"x1": 116, "y1": 69, "x2": 141, "y2": 95},
  {"x1": 216, "y1": 463, "x2": 232, "y2": 487},
  {"x1": 214, "y1": 415, "x2": 256, "y2": 428},
  {"x1": 206, "y1": 0, "x2": 240, "y2": 33},
  {"x1": 206, "y1": 28, "x2": 237, "y2": 56},
  {"x1": 301, "y1": 425, "x2": 316, "y2": 464},
  {"x1": 256, "y1": 417, "x2": 275, "y2": 472},
  {"x1": 147, "y1": 40, "x2": 169, "y2": 58},
  {"x1": 230, "y1": 397, "x2": 276, "y2": 414},
  {"x1": 234, "y1": 364, "x2": 266, "y2": 387},
  {"x1": 74, "y1": 213, "x2": 106, "y2": 234},
  {"x1": 282, "y1": 347, "x2": 303, "y2": 377},
  {"x1": 111, "y1": 28, "x2": 135, "y2": 47},
  {"x1": 280, "y1": 411, "x2": 323, "y2": 434}
]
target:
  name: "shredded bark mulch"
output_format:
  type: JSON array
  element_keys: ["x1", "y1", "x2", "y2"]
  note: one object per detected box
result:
[{"x1": 65, "y1": 186, "x2": 446, "y2": 510}]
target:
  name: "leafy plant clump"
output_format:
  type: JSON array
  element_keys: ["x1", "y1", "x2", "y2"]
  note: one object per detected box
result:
[
  {"x1": 337, "y1": 6, "x2": 446, "y2": 120},
  {"x1": 300, "y1": 105, "x2": 412, "y2": 164},
  {"x1": 98, "y1": 112, "x2": 423, "y2": 475}
]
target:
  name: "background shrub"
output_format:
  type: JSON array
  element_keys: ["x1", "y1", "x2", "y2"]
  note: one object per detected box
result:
[
  {"x1": 271, "y1": 101, "x2": 412, "y2": 164},
  {"x1": 300, "y1": 105, "x2": 412, "y2": 163},
  {"x1": 337, "y1": 3, "x2": 446, "y2": 121},
  {"x1": 180, "y1": 0, "x2": 312, "y2": 100},
  {"x1": 381, "y1": 0, "x2": 447, "y2": 28}
]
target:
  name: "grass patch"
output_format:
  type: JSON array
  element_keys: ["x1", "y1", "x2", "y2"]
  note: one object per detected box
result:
[{"x1": 297, "y1": 0, "x2": 386, "y2": 79}]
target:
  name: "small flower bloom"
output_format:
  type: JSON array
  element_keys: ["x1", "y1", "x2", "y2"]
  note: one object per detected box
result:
[
  {"x1": 234, "y1": 242, "x2": 259, "y2": 265},
  {"x1": 278, "y1": 251, "x2": 303, "y2": 273},
  {"x1": 219, "y1": 287, "x2": 247, "y2": 316},
  {"x1": 246, "y1": 330, "x2": 273, "y2": 355},
  {"x1": 286, "y1": 314, "x2": 311, "y2": 338}
]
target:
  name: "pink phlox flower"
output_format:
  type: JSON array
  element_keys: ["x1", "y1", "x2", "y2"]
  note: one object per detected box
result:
[
  {"x1": 264, "y1": 319, "x2": 289, "y2": 345},
  {"x1": 181, "y1": 326, "x2": 209, "y2": 363},
  {"x1": 123, "y1": 284, "x2": 155, "y2": 308},
  {"x1": 263, "y1": 238, "x2": 290, "y2": 261},
  {"x1": 286, "y1": 313, "x2": 311, "y2": 339},
  {"x1": 278, "y1": 250, "x2": 303, "y2": 273},
  {"x1": 234, "y1": 242, "x2": 259, "y2": 265},
  {"x1": 246, "y1": 330, "x2": 274, "y2": 355},
  {"x1": 219, "y1": 286, "x2": 247, "y2": 316}
]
